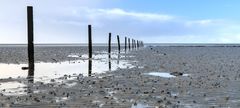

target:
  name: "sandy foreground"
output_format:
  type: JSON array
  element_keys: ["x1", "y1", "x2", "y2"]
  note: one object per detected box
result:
[{"x1": 0, "y1": 46, "x2": 240, "y2": 108}]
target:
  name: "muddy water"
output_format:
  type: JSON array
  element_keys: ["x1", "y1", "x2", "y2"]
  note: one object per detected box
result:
[
  {"x1": 0, "y1": 51, "x2": 134, "y2": 96},
  {"x1": 144, "y1": 72, "x2": 189, "y2": 78}
]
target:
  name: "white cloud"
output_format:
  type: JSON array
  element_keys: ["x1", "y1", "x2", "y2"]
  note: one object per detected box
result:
[
  {"x1": 1, "y1": 0, "x2": 240, "y2": 43},
  {"x1": 185, "y1": 19, "x2": 223, "y2": 27},
  {"x1": 52, "y1": 7, "x2": 174, "y2": 26},
  {"x1": 96, "y1": 8, "x2": 174, "y2": 22}
]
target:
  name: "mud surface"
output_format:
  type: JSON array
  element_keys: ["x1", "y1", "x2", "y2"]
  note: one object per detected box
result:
[{"x1": 0, "y1": 45, "x2": 240, "y2": 108}]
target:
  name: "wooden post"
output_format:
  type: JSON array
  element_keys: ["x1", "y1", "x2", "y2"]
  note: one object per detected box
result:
[
  {"x1": 88, "y1": 25, "x2": 92, "y2": 58},
  {"x1": 117, "y1": 35, "x2": 120, "y2": 53},
  {"x1": 88, "y1": 25, "x2": 92, "y2": 76},
  {"x1": 108, "y1": 33, "x2": 111, "y2": 54},
  {"x1": 128, "y1": 38, "x2": 131, "y2": 50},
  {"x1": 125, "y1": 37, "x2": 127, "y2": 52},
  {"x1": 108, "y1": 33, "x2": 112, "y2": 71},
  {"x1": 132, "y1": 39, "x2": 134, "y2": 49},
  {"x1": 27, "y1": 6, "x2": 34, "y2": 79}
]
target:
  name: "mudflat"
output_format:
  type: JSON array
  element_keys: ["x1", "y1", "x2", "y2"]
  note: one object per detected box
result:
[{"x1": 0, "y1": 45, "x2": 240, "y2": 108}]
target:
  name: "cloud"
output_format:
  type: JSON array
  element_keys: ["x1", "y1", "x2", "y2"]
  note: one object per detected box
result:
[
  {"x1": 48, "y1": 7, "x2": 175, "y2": 26},
  {"x1": 185, "y1": 19, "x2": 224, "y2": 27},
  {"x1": 0, "y1": 1, "x2": 239, "y2": 43},
  {"x1": 47, "y1": 7, "x2": 221, "y2": 38},
  {"x1": 96, "y1": 8, "x2": 174, "y2": 22}
]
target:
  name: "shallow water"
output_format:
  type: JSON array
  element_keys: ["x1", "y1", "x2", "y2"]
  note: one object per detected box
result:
[
  {"x1": 0, "y1": 52, "x2": 134, "y2": 96},
  {"x1": 0, "y1": 81, "x2": 27, "y2": 96},
  {"x1": 0, "y1": 52, "x2": 133, "y2": 78},
  {"x1": 0, "y1": 60, "x2": 132, "y2": 79},
  {"x1": 131, "y1": 103, "x2": 152, "y2": 108},
  {"x1": 145, "y1": 72, "x2": 189, "y2": 78}
]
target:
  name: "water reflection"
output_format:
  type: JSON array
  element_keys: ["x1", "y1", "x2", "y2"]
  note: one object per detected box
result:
[
  {"x1": 1, "y1": 62, "x2": 131, "y2": 80},
  {"x1": 0, "y1": 52, "x2": 134, "y2": 81},
  {"x1": 0, "y1": 81, "x2": 27, "y2": 96},
  {"x1": 108, "y1": 54, "x2": 112, "y2": 71},
  {"x1": 131, "y1": 103, "x2": 151, "y2": 108},
  {"x1": 0, "y1": 52, "x2": 135, "y2": 96},
  {"x1": 88, "y1": 59, "x2": 92, "y2": 77},
  {"x1": 27, "y1": 68, "x2": 34, "y2": 83},
  {"x1": 144, "y1": 72, "x2": 189, "y2": 78},
  {"x1": 117, "y1": 53, "x2": 120, "y2": 65},
  {"x1": 26, "y1": 80, "x2": 33, "y2": 94}
]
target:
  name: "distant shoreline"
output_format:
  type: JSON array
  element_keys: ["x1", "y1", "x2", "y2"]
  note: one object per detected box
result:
[{"x1": 1, "y1": 43, "x2": 240, "y2": 47}]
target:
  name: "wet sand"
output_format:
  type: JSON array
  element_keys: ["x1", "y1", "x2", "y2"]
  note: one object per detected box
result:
[{"x1": 0, "y1": 45, "x2": 240, "y2": 107}]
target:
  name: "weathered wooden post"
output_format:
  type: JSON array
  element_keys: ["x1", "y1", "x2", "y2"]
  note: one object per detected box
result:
[
  {"x1": 128, "y1": 38, "x2": 131, "y2": 50},
  {"x1": 88, "y1": 25, "x2": 92, "y2": 58},
  {"x1": 132, "y1": 39, "x2": 134, "y2": 49},
  {"x1": 27, "y1": 6, "x2": 34, "y2": 80},
  {"x1": 108, "y1": 33, "x2": 112, "y2": 71},
  {"x1": 108, "y1": 33, "x2": 111, "y2": 55},
  {"x1": 125, "y1": 37, "x2": 127, "y2": 52},
  {"x1": 88, "y1": 25, "x2": 92, "y2": 76},
  {"x1": 117, "y1": 35, "x2": 120, "y2": 53}
]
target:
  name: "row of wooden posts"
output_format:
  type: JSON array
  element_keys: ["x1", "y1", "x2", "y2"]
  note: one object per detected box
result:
[
  {"x1": 88, "y1": 25, "x2": 144, "y2": 58},
  {"x1": 26, "y1": 6, "x2": 144, "y2": 78}
]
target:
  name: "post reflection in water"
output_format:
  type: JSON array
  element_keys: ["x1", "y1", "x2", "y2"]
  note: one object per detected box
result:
[
  {"x1": 117, "y1": 52, "x2": 120, "y2": 65},
  {"x1": 27, "y1": 68, "x2": 34, "y2": 83},
  {"x1": 27, "y1": 67, "x2": 34, "y2": 94},
  {"x1": 108, "y1": 54, "x2": 112, "y2": 71},
  {"x1": 88, "y1": 59, "x2": 92, "y2": 77}
]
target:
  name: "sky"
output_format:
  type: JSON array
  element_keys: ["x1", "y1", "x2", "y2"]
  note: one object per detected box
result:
[{"x1": 1, "y1": 0, "x2": 240, "y2": 43}]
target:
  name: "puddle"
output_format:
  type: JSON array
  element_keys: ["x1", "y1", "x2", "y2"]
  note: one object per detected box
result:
[
  {"x1": 145, "y1": 72, "x2": 189, "y2": 78},
  {"x1": 64, "y1": 82, "x2": 77, "y2": 88},
  {"x1": 131, "y1": 103, "x2": 153, "y2": 108},
  {"x1": 0, "y1": 81, "x2": 27, "y2": 96},
  {"x1": 0, "y1": 52, "x2": 134, "y2": 96},
  {"x1": 80, "y1": 53, "x2": 125, "y2": 60},
  {"x1": 55, "y1": 97, "x2": 69, "y2": 103},
  {"x1": 0, "y1": 52, "x2": 133, "y2": 78}
]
